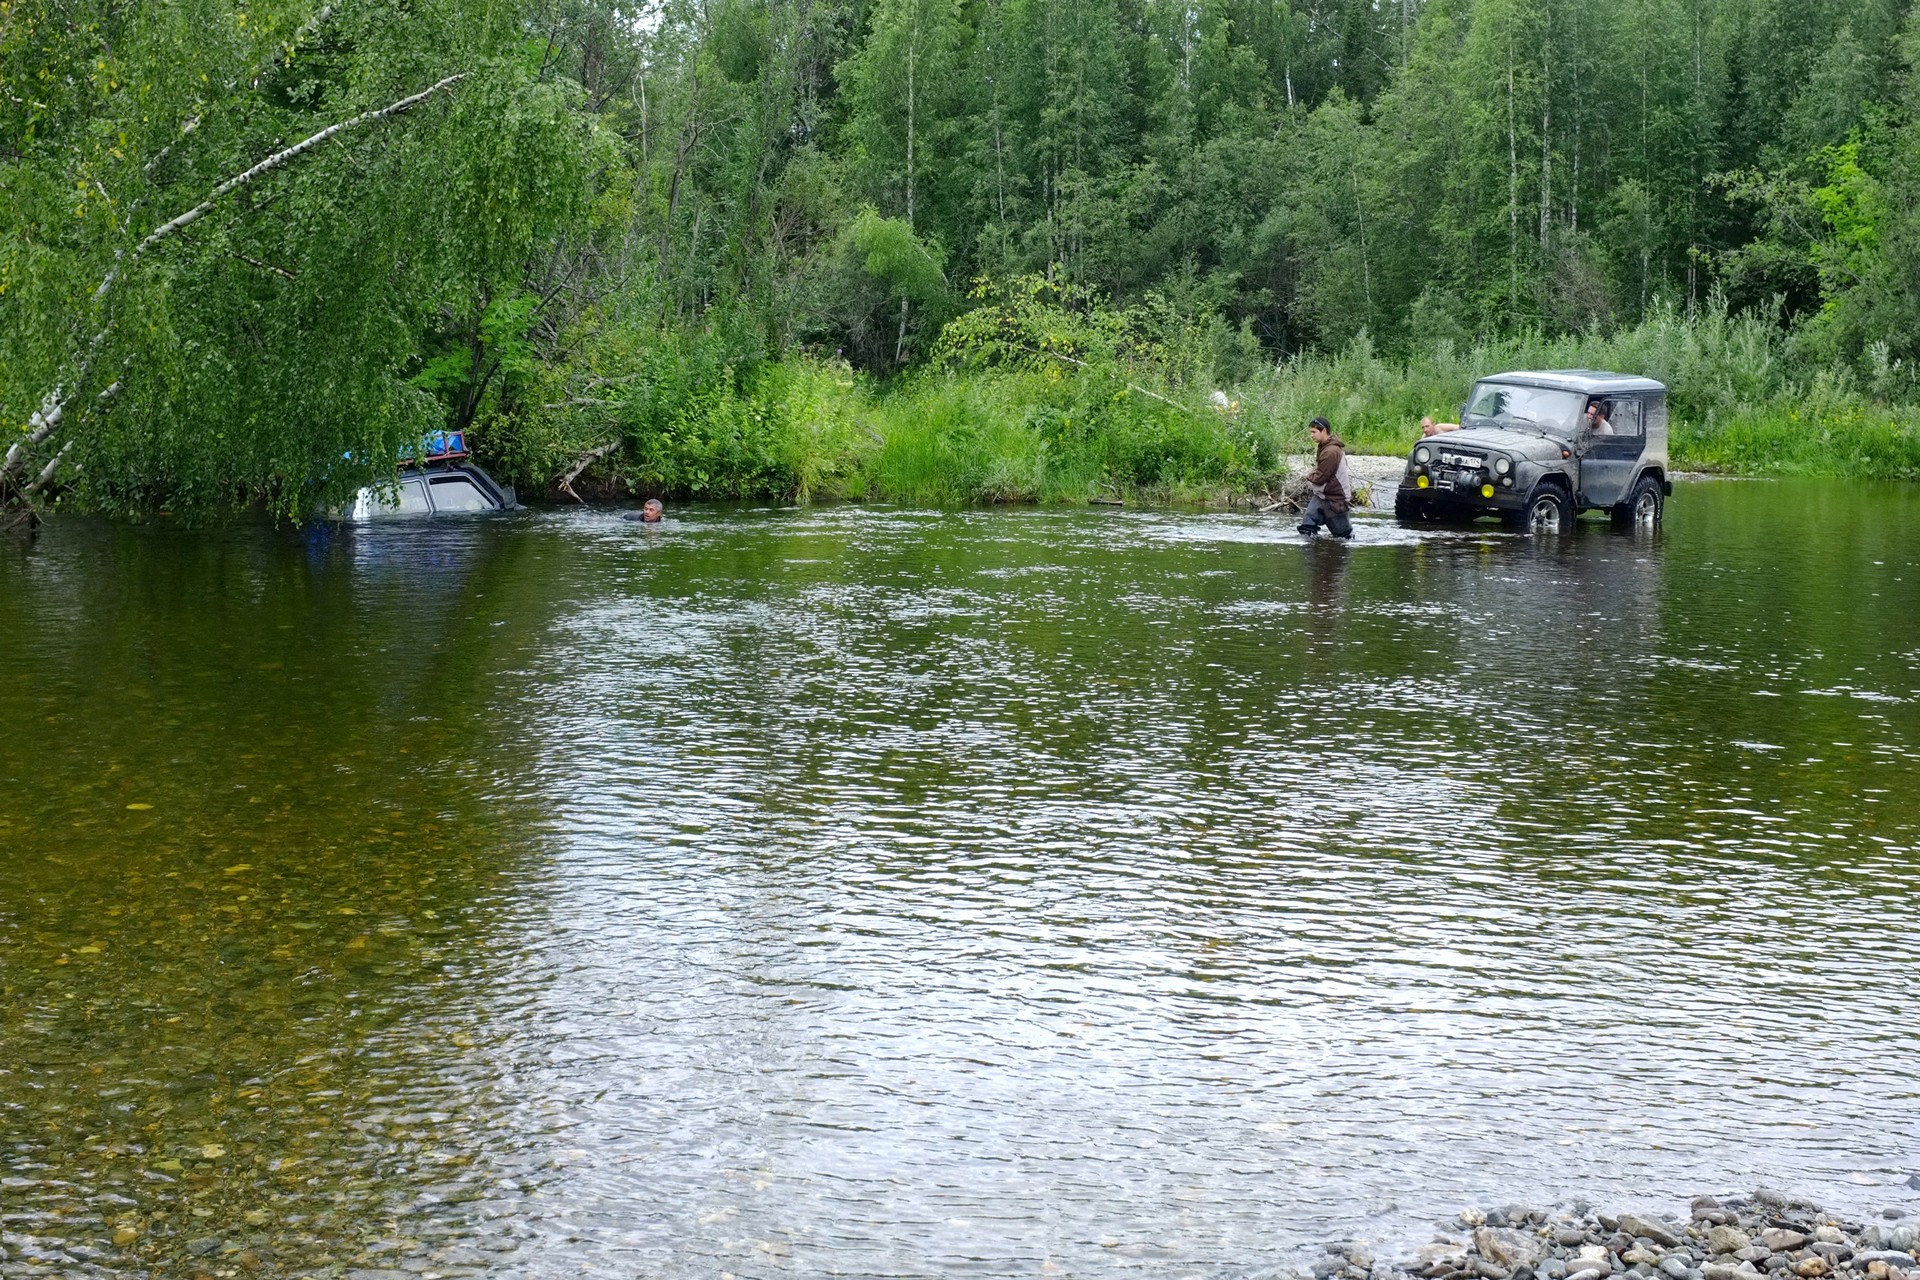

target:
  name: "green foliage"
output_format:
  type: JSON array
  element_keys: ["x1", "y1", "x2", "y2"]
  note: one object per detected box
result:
[
  {"x1": 849, "y1": 210, "x2": 949, "y2": 311},
  {"x1": 935, "y1": 275, "x2": 1208, "y2": 385},
  {"x1": 0, "y1": 0, "x2": 594, "y2": 520},
  {"x1": 12, "y1": 0, "x2": 1920, "y2": 519}
]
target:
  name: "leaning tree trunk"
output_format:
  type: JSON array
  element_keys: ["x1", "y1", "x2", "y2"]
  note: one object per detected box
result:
[{"x1": 1, "y1": 73, "x2": 468, "y2": 519}]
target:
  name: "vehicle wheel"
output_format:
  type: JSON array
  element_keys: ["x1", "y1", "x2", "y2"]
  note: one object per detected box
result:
[
  {"x1": 1510, "y1": 485, "x2": 1573, "y2": 535},
  {"x1": 1612, "y1": 474, "x2": 1664, "y2": 529},
  {"x1": 1394, "y1": 490, "x2": 1424, "y2": 521}
]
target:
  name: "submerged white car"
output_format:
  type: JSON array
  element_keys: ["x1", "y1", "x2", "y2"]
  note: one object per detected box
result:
[{"x1": 341, "y1": 431, "x2": 518, "y2": 520}]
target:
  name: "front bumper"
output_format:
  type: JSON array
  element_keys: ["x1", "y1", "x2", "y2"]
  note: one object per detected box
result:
[{"x1": 1396, "y1": 477, "x2": 1525, "y2": 516}]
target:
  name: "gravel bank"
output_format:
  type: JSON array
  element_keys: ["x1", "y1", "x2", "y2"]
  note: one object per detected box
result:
[{"x1": 1313, "y1": 1193, "x2": 1920, "y2": 1280}]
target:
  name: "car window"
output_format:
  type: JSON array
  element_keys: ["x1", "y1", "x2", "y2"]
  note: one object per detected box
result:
[
  {"x1": 391, "y1": 477, "x2": 433, "y2": 515},
  {"x1": 1646, "y1": 396, "x2": 1668, "y2": 434},
  {"x1": 427, "y1": 475, "x2": 492, "y2": 513},
  {"x1": 1607, "y1": 398, "x2": 1644, "y2": 438}
]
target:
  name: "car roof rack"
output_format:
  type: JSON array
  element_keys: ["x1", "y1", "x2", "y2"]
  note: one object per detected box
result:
[{"x1": 406, "y1": 430, "x2": 470, "y2": 465}]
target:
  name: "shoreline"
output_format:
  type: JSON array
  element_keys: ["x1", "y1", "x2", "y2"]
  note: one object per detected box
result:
[{"x1": 1318, "y1": 1193, "x2": 1920, "y2": 1280}]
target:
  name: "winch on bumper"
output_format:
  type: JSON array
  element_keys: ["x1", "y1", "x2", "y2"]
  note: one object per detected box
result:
[{"x1": 1395, "y1": 446, "x2": 1524, "y2": 517}]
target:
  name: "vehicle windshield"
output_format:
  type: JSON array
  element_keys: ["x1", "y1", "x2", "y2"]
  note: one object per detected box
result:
[{"x1": 1462, "y1": 382, "x2": 1587, "y2": 437}]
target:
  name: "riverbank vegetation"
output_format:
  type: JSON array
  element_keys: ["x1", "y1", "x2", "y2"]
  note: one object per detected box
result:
[{"x1": 6, "y1": 0, "x2": 1920, "y2": 519}]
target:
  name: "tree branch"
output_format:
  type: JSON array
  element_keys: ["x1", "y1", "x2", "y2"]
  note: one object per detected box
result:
[
  {"x1": 556, "y1": 439, "x2": 621, "y2": 503},
  {"x1": 5, "y1": 76, "x2": 468, "y2": 508},
  {"x1": 4, "y1": 379, "x2": 117, "y2": 488},
  {"x1": 22, "y1": 441, "x2": 74, "y2": 497},
  {"x1": 236, "y1": 253, "x2": 298, "y2": 280},
  {"x1": 1012, "y1": 344, "x2": 1192, "y2": 412},
  {"x1": 99, "y1": 73, "x2": 468, "y2": 305}
]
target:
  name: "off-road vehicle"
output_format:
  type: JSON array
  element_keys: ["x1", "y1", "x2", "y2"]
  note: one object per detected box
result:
[{"x1": 1394, "y1": 371, "x2": 1672, "y2": 533}]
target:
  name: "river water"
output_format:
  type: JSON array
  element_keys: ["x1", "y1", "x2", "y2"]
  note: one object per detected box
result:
[{"x1": 2, "y1": 480, "x2": 1918, "y2": 1278}]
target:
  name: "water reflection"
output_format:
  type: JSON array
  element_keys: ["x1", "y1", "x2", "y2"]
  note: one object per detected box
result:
[{"x1": 2, "y1": 484, "x2": 1918, "y2": 1278}]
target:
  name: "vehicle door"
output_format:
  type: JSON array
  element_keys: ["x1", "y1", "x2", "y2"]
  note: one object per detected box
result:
[{"x1": 1578, "y1": 397, "x2": 1645, "y2": 508}]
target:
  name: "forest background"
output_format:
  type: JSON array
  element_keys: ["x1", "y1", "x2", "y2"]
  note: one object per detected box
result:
[{"x1": 6, "y1": 0, "x2": 1920, "y2": 518}]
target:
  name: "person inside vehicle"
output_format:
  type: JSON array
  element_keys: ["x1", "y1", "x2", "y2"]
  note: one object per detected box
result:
[
  {"x1": 1584, "y1": 400, "x2": 1617, "y2": 436},
  {"x1": 1298, "y1": 416, "x2": 1353, "y2": 540}
]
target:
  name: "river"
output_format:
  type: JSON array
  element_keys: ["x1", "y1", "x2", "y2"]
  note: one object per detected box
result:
[{"x1": 2, "y1": 479, "x2": 1917, "y2": 1278}]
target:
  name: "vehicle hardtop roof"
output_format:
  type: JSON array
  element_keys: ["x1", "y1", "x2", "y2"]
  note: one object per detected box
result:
[{"x1": 1479, "y1": 369, "x2": 1667, "y2": 395}]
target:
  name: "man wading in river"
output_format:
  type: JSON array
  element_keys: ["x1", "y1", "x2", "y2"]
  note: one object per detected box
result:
[{"x1": 1298, "y1": 417, "x2": 1354, "y2": 540}]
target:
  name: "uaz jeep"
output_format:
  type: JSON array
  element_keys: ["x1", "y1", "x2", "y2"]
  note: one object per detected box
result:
[{"x1": 1394, "y1": 370, "x2": 1672, "y2": 533}]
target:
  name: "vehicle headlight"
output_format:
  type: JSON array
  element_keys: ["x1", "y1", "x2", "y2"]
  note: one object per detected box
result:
[
  {"x1": 1414, "y1": 446, "x2": 1430, "y2": 464},
  {"x1": 1494, "y1": 456, "x2": 1511, "y2": 475}
]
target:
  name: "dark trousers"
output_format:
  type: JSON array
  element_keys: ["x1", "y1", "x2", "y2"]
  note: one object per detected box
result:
[{"x1": 1301, "y1": 495, "x2": 1353, "y2": 538}]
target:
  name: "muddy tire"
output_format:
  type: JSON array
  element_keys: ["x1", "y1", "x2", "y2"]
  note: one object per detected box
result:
[
  {"x1": 1394, "y1": 490, "x2": 1429, "y2": 522},
  {"x1": 1612, "y1": 474, "x2": 1665, "y2": 529}
]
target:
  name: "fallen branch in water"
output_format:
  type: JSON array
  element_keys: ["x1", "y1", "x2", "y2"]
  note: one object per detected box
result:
[{"x1": 556, "y1": 439, "x2": 621, "y2": 503}]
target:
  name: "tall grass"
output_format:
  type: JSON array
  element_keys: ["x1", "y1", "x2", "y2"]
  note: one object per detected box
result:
[
  {"x1": 509, "y1": 298, "x2": 1920, "y2": 505},
  {"x1": 534, "y1": 355, "x2": 1285, "y2": 506}
]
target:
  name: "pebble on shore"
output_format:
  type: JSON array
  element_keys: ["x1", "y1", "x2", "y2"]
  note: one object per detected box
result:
[{"x1": 1311, "y1": 1194, "x2": 1920, "y2": 1280}]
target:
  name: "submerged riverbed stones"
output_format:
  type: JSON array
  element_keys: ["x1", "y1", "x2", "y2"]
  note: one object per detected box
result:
[{"x1": 1377, "y1": 1195, "x2": 1920, "y2": 1280}]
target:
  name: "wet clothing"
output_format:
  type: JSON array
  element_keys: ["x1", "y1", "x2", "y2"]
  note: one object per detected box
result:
[{"x1": 1299, "y1": 494, "x2": 1353, "y2": 539}]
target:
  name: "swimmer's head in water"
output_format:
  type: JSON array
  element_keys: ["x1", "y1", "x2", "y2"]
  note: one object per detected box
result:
[{"x1": 641, "y1": 498, "x2": 664, "y2": 523}]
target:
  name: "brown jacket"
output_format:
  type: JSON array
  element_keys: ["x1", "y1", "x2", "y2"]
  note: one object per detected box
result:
[{"x1": 1306, "y1": 436, "x2": 1348, "y2": 510}]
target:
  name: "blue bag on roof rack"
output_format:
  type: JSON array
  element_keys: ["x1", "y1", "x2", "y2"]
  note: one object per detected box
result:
[{"x1": 409, "y1": 430, "x2": 470, "y2": 463}]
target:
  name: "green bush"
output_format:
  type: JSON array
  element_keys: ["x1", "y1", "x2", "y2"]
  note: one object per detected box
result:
[{"x1": 518, "y1": 290, "x2": 1920, "y2": 506}]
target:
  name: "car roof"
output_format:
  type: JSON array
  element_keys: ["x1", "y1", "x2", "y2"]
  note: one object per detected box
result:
[{"x1": 1479, "y1": 369, "x2": 1667, "y2": 394}]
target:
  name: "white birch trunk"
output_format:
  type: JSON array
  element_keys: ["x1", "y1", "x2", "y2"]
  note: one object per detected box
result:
[
  {"x1": 1507, "y1": 24, "x2": 1520, "y2": 312},
  {"x1": 4, "y1": 74, "x2": 467, "y2": 499}
]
